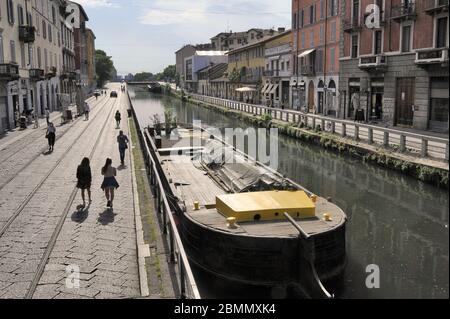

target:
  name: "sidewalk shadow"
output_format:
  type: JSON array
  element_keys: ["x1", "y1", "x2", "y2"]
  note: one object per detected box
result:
[
  {"x1": 117, "y1": 165, "x2": 128, "y2": 171},
  {"x1": 98, "y1": 209, "x2": 116, "y2": 225},
  {"x1": 43, "y1": 149, "x2": 53, "y2": 156},
  {"x1": 71, "y1": 204, "x2": 90, "y2": 224}
]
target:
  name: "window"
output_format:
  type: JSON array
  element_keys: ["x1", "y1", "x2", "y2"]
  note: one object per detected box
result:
[
  {"x1": 352, "y1": 0, "x2": 360, "y2": 23},
  {"x1": 301, "y1": 32, "x2": 305, "y2": 48},
  {"x1": 300, "y1": 9, "x2": 304, "y2": 28},
  {"x1": 10, "y1": 41, "x2": 16, "y2": 63},
  {"x1": 293, "y1": 13, "x2": 297, "y2": 29},
  {"x1": 7, "y1": 0, "x2": 14, "y2": 24},
  {"x1": 374, "y1": 30, "x2": 382, "y2": 54},
  {"x1": 52, "y1": 6, "x2": 56, "y2": 24},
  {"x1": 58, "y1": 32, "x2": 61, "y2": 47},
  {"x1": 320, "y1": 25, "x2": 324, "y2": 44},
  {"x1": 330, "y1": 47, "x2": 335, "y2": 72},
  {"x1": 27, "y1": 12, "x2": 33, "y2": 26},
  {"x1": 401, "y1": 25, "x2": 411, "y2": 52},
  {"x1": 320, "y1": 0, "x2": 325, "y2": 20},
  {"x1": 20, "y1": 43, "x2": 25, "y2": 67},
  {"x1": 309, "y1": 5, "x2": 315, "y2": 24},
  {"x1": 351, "y1": 34, "x2": 358, "y2": 58},
  {"x1": 17, "y1": 5, "x2": 24, "y2": 25},
  {"x1": 286, "y1": 60, "x2": 290, "y2": 71},
  {"x1": 37, "y1": 47, "x2": 42, "y2": 68},
  {"x1": 436, "y1": 17, "x2": 448, "y2": 48},
  {"x1": 44, "y1": 48, "x2": 48, "y2": 70},
  {"x1": 48, "y1": 25, "x2": 52, "y2": 43},
  {"x1": 331, "y1": 21, "x2": 336, "y2": 42},
  {"x1": 43, "y1": 21, "x2": 47, "y2": 39},
  {"x1": 316, "y1": 49, "x2": 324, "y2": 73},
  {"x1": 0, "y1": 35, "x2": 4, "y2": 63},
  {"x1": 330, "y1": 0, "x2": 339, "y2": 16},
  {"x1": 310, "y1": 30, "x2": 314, "y2": 47}
]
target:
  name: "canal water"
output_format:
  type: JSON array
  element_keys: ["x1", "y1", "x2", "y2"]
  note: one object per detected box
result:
[{"x1": 129, "y1": 87, "x2": 449, "y2": 299}]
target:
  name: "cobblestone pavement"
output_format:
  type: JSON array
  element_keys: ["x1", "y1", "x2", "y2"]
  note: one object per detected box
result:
[{"x1": 0, "y1": 84, "x2": 141, "y2": 299}]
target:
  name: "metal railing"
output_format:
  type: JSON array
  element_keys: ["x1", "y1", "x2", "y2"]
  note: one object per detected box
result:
[
  {"x1": 128, "y1": 93, "x2": 201, "y2": 299},
  {"x1": 189, "y1": 93, "x2": 449, "y2": 162}
]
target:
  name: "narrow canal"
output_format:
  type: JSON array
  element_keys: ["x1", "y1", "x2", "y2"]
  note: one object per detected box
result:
[{"x1": 129, "y1": 87, "x2": 449, "y2": 299}]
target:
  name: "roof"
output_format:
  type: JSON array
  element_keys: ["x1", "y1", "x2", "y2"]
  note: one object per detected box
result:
[
  {"x1": 195, "y1": 51, "x2": 228, "y2": 56},
  {"x1": 71, "y1": 2, "x2": 89, "y2": 21},
  {"x1": 227, "y1": 30, "x2": 292, "y2": 55}
]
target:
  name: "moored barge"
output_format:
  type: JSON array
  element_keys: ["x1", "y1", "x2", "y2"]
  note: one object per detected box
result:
[{"x1": 144, "y1": 124, "x2": 347, "y2": 298}]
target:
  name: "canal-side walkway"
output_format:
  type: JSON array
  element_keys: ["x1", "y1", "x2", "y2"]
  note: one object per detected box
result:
[{"x1": 0, "y1": 84, "x2": 174, "y2": 299}]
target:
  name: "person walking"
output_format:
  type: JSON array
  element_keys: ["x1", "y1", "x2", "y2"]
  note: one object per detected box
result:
[
  {"x1": 101, "y1": 158, "x2": 119, "y2": 209},
  {"x1": 115, "y1": 111, "x2": 121, "y2": 129},
  {"x1": 45, "y1": 108, "x2": 50, "y2": 125},
  {"x1": 84, "y1": 102, "x2": 90, "y2": 120},
  {"x1": 46, "y1": 122, "x2": 56, "y2": 152},
  {"x1": 76, "y1": 157, "x2": 92, "y2": 207},
  {"x1": 117, "y1": 130, "x2": 129, "y2": 166}
]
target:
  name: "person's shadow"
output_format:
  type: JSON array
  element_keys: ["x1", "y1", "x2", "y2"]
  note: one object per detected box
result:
[
  {"x1": 43, "y1": 149, "x2": 53, "y2": 156},
  {"x1": 71, "y1": 204, "x2": 90, "y2": 223},
  {"x1": 98, "y1": 209, "x2": 116, "y2": 225},
  {"x1": 117, "y1": 164, "x2": 127, "y2": 171}
]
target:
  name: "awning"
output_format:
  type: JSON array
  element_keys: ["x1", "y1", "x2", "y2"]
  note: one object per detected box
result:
[
  {"x1": 269, "y1": 84, "x2": 279, "y2": 94},
  {"x1": 298, "y1": 49, "x2": 315, "y2": 58},
  {"x1": 261, "y1": 83, "x2": 270, "y2": 93},
  {"x1": 236, "y1": 87, "x2": 257, "y2": 92},
  {"x1": 264, "y1": 84, "x2": 274, "y2": 94}
]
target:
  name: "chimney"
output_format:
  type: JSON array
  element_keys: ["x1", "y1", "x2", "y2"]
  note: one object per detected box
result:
[{"x1": 278, "y1": 27, "x2": 286, "y2": 33}]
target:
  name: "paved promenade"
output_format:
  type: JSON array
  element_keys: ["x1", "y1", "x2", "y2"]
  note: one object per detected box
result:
[{"x1": 0, "y1": 84, "x2": 144, "y2": 299}]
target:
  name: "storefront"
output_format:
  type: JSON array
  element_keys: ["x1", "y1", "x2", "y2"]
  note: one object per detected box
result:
[{"x1": 428, "y1": 77, "x2": 449, "y2": 133}]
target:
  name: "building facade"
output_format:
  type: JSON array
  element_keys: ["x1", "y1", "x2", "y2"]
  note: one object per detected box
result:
[
  {"x1": 85, "y1": 28, "x2": 96, "y2": 92},
  {"x1": 211, "y1": 28, "x2": 285, "y2": 51},
  {"x1": 292, "y1": 0, "x2": 341, "y2": 114},
  {"x1": 262, "y1": 30, "x2": 293, "y2": 108},
  {"x1": 184, "y1": 51, "x2": 228, "y2": 92},
  {"x1": 339, "y1": 0, "x2": 449, "y2": 132}
]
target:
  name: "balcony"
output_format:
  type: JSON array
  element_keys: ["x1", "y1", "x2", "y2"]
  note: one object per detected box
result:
[
  {"x1": 19, "y1": 26, "x2": 36, "y2": 43},
  {"x1": 425, "y1": 0, "x2": 449, "y2": 15},
  {"x1": 300, "y1": 65, "x2": 315, "y2": 76},
  {"x1": 358, "y1": 55, "x2": 387, "y2": 72},
  {"x1": 0, "y1": 63, "x2": 20, "y2": 81},
  {"x1": 29, "y1": 68, "x2": 45, "y2": 81},
  {"x1": 415, "y1": 48, "x2": 449, "y2": 67},
  {"x1": 263, "y1": 69, "x2": 280, "y2": 77},
  {"x1": 46, "y1": 67, "x2": 57, "y2": 79},
  {"x1": 343, "y1": 18, "x2": 363, "y2": 33},
  {"x1": 391, "y1": 2, "x2": 416, "y2": 23}
]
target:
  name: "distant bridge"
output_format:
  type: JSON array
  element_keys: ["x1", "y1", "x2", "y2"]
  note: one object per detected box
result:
[{"x1": 126, "y1": 81, "x2": 161, "y2": 85}]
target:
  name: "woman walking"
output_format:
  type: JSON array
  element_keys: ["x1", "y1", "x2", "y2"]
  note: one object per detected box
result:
[
  {"x1": 46, "y1": 122, "x2": 56, "y2": 152},
  {"x1": 101, "y1": 158, "x2": 119, "y2": 209},
  {"x1": 115, "y1": 111, "x2": 121, "y2": 129},
  {"x1": 76, "y1": 157, "x2": 92, "y2": 207}
]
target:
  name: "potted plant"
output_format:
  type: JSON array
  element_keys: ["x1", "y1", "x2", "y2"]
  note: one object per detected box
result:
[
  {"x1": 164, "y1": 110, "x2": 174, "y2": 136},
  {"x1": 152, "y1": 114, "x2": 162, "y2": 136}
]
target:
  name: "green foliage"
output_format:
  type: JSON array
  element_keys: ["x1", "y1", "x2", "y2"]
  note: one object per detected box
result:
[
  {"x1": 228, "y1": 68, "x2": 240, "y2": 82},
  {"x1": 134, "y1": 72, "x2": 154, "y2": 81},
  {"x1": 95, "y1": 50, "x2": 115, "y2": 88}
]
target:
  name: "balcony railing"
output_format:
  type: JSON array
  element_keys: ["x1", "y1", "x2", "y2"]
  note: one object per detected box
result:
[
  {"x1": 263, "y1": 69, "x2": 280, "y2": 77},
  {"x1": 0, "y1": 63, "x2": 20, "y2": 80},
  {"x1": 343, "y1": 18, "x2": 363, "y2": 33},
  {"x1": 391, "y1": 2, "x2": 416, "y2": 22},
  {"x1": 415, "y1": 48, "x2": 449, "y2": 66},
  {"x1": 300, "y1": 65, "x2": 315, "y2": 76},
  {"x1": 19, "y1": 26, "x2": 36, "y2": 43},
  {"x1": 29, "y1": 68, "x2": 45, "y2": 81},
  {"x1": 424, "y1": 0, "x2": 449, "y2": 14},
  {"x1": 358, "y1": 55, "x2": 387, "y2": 71}
]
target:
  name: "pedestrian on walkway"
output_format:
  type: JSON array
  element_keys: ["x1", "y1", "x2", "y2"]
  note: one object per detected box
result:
[
  {"x1": 101, "y1": 158, "x2": 119, "y2": 209},
  {"x1": 117, "y1": 130, "x2": 129, "y2": 166},
  {"x1": 84, "y1": 102, "x2": 90, "y2": 120},
  {"x1": 115, "y1": 111, "x2": 121, "y2": 129},
  {"x1": 45, "y1": 108, "x2": 50, "y2": 125},
  {"x1": 46, "y1": 122, "x2": 56, "y2": 152},
  {"x1": 33, "y1": 113, "x2": 39, "y2": 129},
  {"x1": 76, "y1": 157, "x2": 92, "y2": 207}
]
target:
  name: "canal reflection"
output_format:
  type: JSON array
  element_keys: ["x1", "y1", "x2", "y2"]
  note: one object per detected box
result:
[{"x1": 129, "y1": 88, "x2": 449, "y2": 299}]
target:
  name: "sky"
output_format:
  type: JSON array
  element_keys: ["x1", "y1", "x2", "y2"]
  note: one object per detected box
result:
[{"x1": 75, "y1": 0, "x2": 291, "y2": 75}]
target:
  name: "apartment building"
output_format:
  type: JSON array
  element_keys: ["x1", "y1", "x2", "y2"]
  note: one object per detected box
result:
[
  {"x1": 1, "y1": 0, "x2": 66, "y2": 133},
  {"x1": 292, "y1": 0, "x2": 341, "y2": 115},
  {"x1": 184, "y1": 51, "x2": 228, "y2": 92},
  {"x1": 262, "y1": 30, "x2": 293, "y2": 108},
  {"x1": 340, "y1": 0, "x2": 449, "y2": 132},
  {"x1": 175, "y1": 43, "x2": 214, "y2": 89},
  {"x1": 85, "y1": 28, "x2": 96, "y2": 92},
  {"x1": 211, "y1": 28, "x2": 285, "y2": 51}
]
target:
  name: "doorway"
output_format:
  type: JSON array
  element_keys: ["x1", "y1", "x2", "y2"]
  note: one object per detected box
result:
[
  {"x1": 308, "y1": 81, "x2": 315, "y2": 113},
  {"x1": 370, "y1": 86, "x2": 384, "y2": 121},
  {"x1": 395, "y1": 77, "x2": 415, "y2": 127}
]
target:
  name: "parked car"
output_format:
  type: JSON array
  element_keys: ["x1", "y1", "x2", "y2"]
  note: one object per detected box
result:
[{"x1": 110, "y1": 91, "x2": 118, "y2": 98}]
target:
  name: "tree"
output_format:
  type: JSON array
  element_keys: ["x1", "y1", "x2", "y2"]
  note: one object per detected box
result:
[
  {"x1": 134, "y1": 72, "x2": 154, "y2": 81},
  {"x1": 162, "y1": 65, "x2": 176, "y2": 80},
  {"x1": 95, "y1": 50, "x2": 115, "y2": 88}
]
